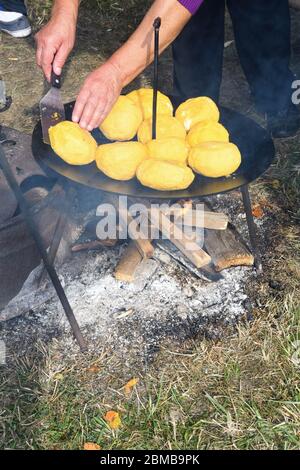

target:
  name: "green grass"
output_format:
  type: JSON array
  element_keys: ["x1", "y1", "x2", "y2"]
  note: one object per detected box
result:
[{"x1": 1, "y1": 293, "x2": 299, "y2": 450}]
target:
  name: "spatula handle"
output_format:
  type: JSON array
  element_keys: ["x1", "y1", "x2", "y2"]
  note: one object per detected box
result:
[{"x1": 51, "y1": 70, "x2": 62, "y2": 89}]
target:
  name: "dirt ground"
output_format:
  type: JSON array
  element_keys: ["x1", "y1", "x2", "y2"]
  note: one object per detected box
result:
[
  {"x1": 1, "y1": 2, "x2": 299, "y2": 133},
  {"x1": 0, "y1": 1, "x2": 300, "y2": 451}
]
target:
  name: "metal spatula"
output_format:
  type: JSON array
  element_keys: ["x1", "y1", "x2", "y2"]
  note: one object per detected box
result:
[{"x1": 39, "y1": 70, "x2": 65, "y2": 145}]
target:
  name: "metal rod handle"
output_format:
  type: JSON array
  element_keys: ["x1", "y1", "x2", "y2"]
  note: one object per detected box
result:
[{"x1": 152, "y1": 17, "x2": 161, "y2": 140}]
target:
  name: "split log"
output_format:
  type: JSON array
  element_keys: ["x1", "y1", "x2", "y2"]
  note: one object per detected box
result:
[
  {"x1": 150, "y1": 209, "x2": 211, "y2": 269},
  {"x1": 156, "y1": 240, "x2": 223, "y2": 282},
  {"x1": 203, "y1": 204, "x2": 254, "y2": 271},
  {"x1": 173, "y1": 209, "x2": 228, "y2": 230},
  {"x1": 106, "y1": 194, "x2": 154, "y2": 259},
  {"x1": 115, "y1": 242, "x2": 143, "y2": 282}
]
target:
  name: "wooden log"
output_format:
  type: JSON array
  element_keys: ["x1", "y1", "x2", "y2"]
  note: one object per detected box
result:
[
  {"x1": 115, "y1": 242, "x2": 143, "y2": 282},
  {"x1": 106, "y1": 194, "x2": 154, "y2": 259},
  {"x1": 150, "y1": 209, "x2": 211, "y2": 269},
  {"x1": 173, "y1": 209, "x2": 228, "y2": 230},
  {"x1": 203, "y1": 204, "x2": 254, "y2": 271},
  {"x1": 156, "y1": 240, "x2": 223, "y2": 282}
]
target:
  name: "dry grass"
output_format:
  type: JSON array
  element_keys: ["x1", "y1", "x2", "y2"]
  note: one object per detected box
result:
[{"x1": 1, "y1": 290, "x2": 299, "y2": 450}]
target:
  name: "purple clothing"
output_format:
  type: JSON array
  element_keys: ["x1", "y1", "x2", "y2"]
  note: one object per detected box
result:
[{"x1": 178, "y1": 0, "x2": 204, "y2": 15}]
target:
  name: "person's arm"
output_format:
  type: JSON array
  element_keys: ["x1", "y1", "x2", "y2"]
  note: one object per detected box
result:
[
  {"x1": 73, "y1": 0, "x2": 192, "y2": 131},
  {"x1": 35, "y1": 0, "x2": 79, "y2": 81}
]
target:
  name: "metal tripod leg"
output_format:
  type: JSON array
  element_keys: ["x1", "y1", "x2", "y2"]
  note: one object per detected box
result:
[
  {"x1": 240, "y1": 185, "x2": 263, "y2": 274},
  {"x1": 38, "y1": 180, "x2": 75, "y2": 286},
  {"x1": 0, "y1": 144, "x2": 87, "y2": 351}
]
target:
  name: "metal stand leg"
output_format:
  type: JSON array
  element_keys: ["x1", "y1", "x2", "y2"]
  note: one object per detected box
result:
[
  {"x1": 38, "y1": 180, "x2": 75, "y2": 286},
  {"x1": 0, "y1": 144, "x2": 87, "y2": 351},
  {"x1": 241, "y1": 185, "x2": 263, "y2": 274}
]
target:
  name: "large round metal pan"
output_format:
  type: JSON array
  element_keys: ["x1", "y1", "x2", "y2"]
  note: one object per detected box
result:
[{"x1": 32, "y1": 101, "x2": 275, "y2": 200}]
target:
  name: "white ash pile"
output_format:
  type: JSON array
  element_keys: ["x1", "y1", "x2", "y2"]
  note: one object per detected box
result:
[{"x1": 0, "y1": 239, "x2": 252, "y2": 363}]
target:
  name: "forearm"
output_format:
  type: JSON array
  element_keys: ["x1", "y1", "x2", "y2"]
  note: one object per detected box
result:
[
  {"x1": 108, "y1": 0, "x2": 192, "y2": 87},
  {"x1": 51, "y1": 0, "x2": 79, "y2": 23}
]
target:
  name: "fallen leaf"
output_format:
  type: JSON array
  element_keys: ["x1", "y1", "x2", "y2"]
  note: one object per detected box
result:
[
  {"x1": 270, "y1": 179, "x2": 281, "y2": 189},
  {"x1": 54, "y1": 373, "x2": 64, "y2": 381},
  {"x1": 252, "y1": 205, "x2": 264, "y2": 219},
  {"x1": 124, "y1": 378, "x2": 139, "y2": 395},
  {"x1": 86, "y1": 365, "x2": 101, "y2": 373},
  {"x1": 104, "y1": 411, "x2": 122, "y2": 430},
  {"x1": 83, "y1": 442, "x2": 101, "y2": 451}
]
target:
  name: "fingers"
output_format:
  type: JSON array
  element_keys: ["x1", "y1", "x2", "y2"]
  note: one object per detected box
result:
[
  {"x1": 78, "y1": 100, "x2": 98, "y2": 130},
  {"x1": 72, "y1": 88, "x2": 91, "y2": 124},
  {"x1": 87, "y1": 107, "x2": 106, "y2": 131},
  {"x1": 36, "y1": 40, "x2": 43, "y2": 69},
  {"x1": 53, "y1": 44, "x2": 70, "y2": 76},
  {"x1": 73, "y1": 86, "x2": 109, "y2": 131},
  {"x1": 72, "y1": 64, "x2": 123, "y2": 131}
]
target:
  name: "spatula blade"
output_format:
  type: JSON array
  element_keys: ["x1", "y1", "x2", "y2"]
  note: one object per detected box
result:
[{"x1": 40, "y1": 87, "x2": 65, "y2": 145}]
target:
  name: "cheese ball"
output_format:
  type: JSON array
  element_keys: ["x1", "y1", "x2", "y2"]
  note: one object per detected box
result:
[
  {"x1": 188, "y1": 142, "x2": 242, "y2": 178},
  {"x1": 136, "y1": 159, "x2": 195, "y2": 191},
  {"x1": 187, "y1": 121, "x2": 229, "y2": 147},
  {"x1": 138, "y1": 115, "x2": 186, "y2": 144},
  {"x1": 146, "y1": 138, "x2": 189, "y2": 164},
  {"x1": 175, "y1": 97, "x2": 220, "y2": 131},
  {"x1": 127, "y1": 88, "x2": 173, "y2": 120},
  {"x1": 96, "y1": 141, "x2": 148, "y2": 181},
  {"x1": 99, "y1": 95, "x2": 143, "y2": 141},
  {"x1": 49, "y1": 121, "x2": 97, "y2": 165}
]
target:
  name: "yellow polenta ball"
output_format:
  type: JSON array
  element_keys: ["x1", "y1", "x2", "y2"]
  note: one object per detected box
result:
[
  {"x1": 96, "y1": 141, "x2": 148, "y2": 181},
  {"x1": 49, "y1": 121, "x2": 97, "y2": 165},
  {"x1": 187, "y1": 121, "x2": 229, "y2": 147},
  {"x1": 127, "y1": 88, "x2": 173, "y2": 120},
  {"x1": 138, "y1": 115, "x2": 186, "y2": 144},
  {"x1": 175, "y1": 97, "x2": 220, "y2": 131},
  {"x1": 188, "y1": 142, "x2": 242, "y2": 178},
  {"x1": 136, "y1": 159, "x2": 195, "y2": 191},
  {"x1": 99, "y1": 95, "x2": 143, "y2": 141},
  {"x1": 146, "y1": 138, "x2": 189, "y2": 164}
]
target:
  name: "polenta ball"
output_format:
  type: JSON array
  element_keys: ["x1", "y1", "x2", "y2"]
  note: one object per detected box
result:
[
  {"x1": 138, "y1": 115, "x2": 186, "y2": 144},
  {"x1": 96, "y1": 141, "x2": 148, "y2": 181},
  {"x1": 188, "y1": 142, "x2": 241, "y2": 178},
  {"x1": 99, "y1": 95, "x2": 143, "y2": 141},
  {"x1": 49, "y1": 121, "x2": 97, "y2": 165},
  {"x1": 127, "y1": 88, "x2": 173, "y2": 120},
  {"x1": 137, "y1": 159, "x2": 195, "y2": 191},
  {"x1": 175, "y1": 97, "x2": 220, "y2": 131},
  {"x1": 146, "y1": 138, "x2": 189, "y2": 164},
  {"x1": 187, "y1": 121, "x2": 229, "y2": 147}
]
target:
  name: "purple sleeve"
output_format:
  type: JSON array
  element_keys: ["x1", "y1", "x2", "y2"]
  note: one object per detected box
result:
[{"x1": 177, "y1": 0, "x2": 204, "y2": 15}]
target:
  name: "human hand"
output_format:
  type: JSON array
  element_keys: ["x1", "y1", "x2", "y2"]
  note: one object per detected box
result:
[
  {"x1": 72, "y1": 61, "x2": 124, "y2": 131},
  {"x1": 35, "y1": 16, "x2": 76, "y2": 81}
]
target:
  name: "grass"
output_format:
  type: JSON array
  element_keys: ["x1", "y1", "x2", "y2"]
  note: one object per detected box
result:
[{"x1": 1, "y1": 289, "x2": 299, "y2": 450}]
